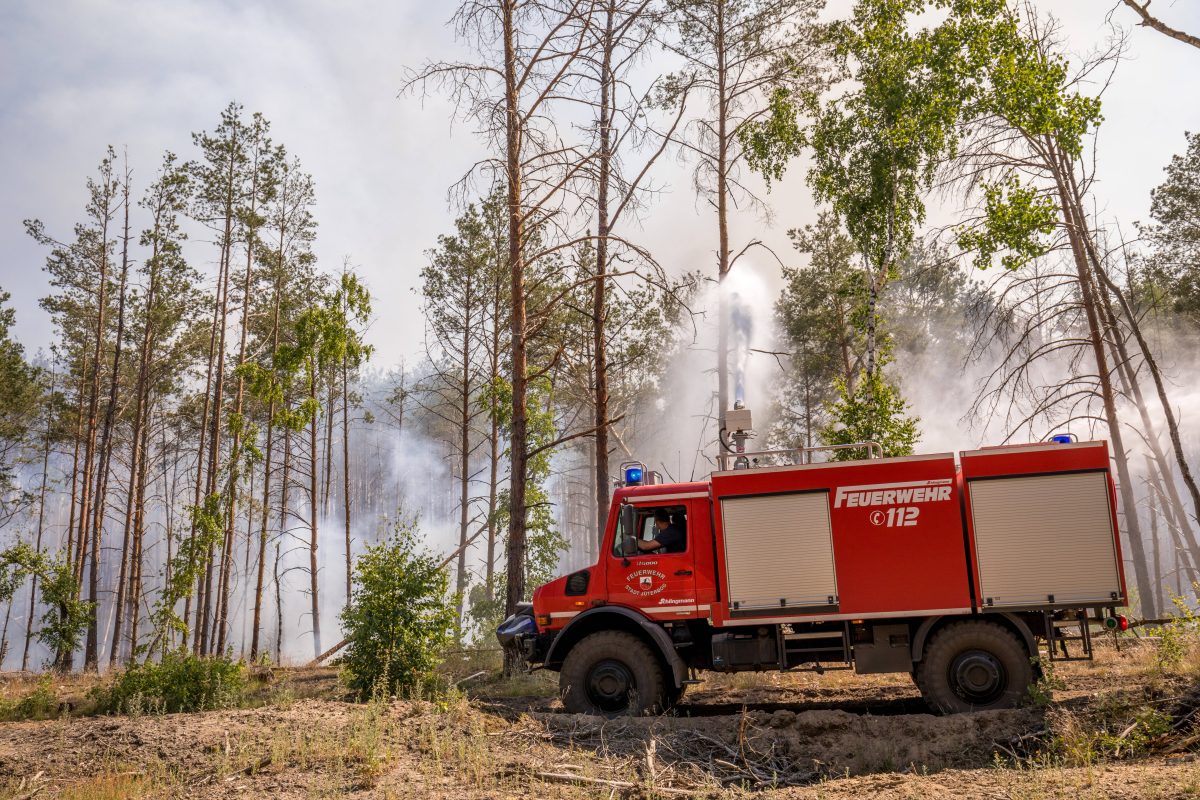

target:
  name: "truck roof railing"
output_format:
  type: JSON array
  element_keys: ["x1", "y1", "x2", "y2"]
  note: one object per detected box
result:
[{"x1": 716, "y1": 441, "x2": 883, "y2": 471}]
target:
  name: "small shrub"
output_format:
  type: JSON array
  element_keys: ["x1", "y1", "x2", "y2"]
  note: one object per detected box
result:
[
  {"x1": 340, "y1": 518, "x2": 456, "y2": 700},
  {"x1": 1156, "y1": 624, "x2": 1187, "y2": 670},
  {"x1": 1050, "y1": 706, "x2": 1173, "y2": 764},
  {"x1": 94, "y1": 651, "x2": 246, "y2": 715},
  {"x1": 1153, "y1": 592, "x2": 1198, "y2": 672},
  {"x1": 1026, "y1": 656, "x2": 1066, "y2": 707}
]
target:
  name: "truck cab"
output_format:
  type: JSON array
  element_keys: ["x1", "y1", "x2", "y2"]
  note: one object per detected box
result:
[{"x1": 498, "y1": 438, "x2": 1128, "y2": 717}]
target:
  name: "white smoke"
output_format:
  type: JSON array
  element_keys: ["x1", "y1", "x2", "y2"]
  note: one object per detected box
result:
[{"x1": 622, "y1": 261, "x2": 784, "y2": 484}]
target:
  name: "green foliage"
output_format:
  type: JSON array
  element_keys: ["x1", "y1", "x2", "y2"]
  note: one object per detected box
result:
[
  {"x1": 971, "y1": 4, "x2": 1102, "y2": 159},
  {"x1": 477, "y1": 374, "x2": 568, "y2": 605},
  {"x1": 465, "y1": 579, "x2": 505, "y2": 644},
  {"x1": 957, "y1": 174, "x2": 1058, "y2": 271},
  {"x1": 1152, "y1": 592, "x2": 1198, "y2": 671},
  {"x1": 953, "y1": 2, "x2": 1101, "y2": 273},
  {"x1": 772, "y1": 213, "x2": 867, "y2": 447},
  {"x1": 1025, "y1": 656, "x2": 1066, "y2": 708},
  {"x1": 340, "y1": 519, "x2": 456, "y2": 700},
  {"x1": 795, "y1": 0, "x2": 990, "y2": 276},
  {"x1": 1049, "y1": 705, "x2": 1173, "y2": 765},
  {"x1": 146, "y1": 494, "x2": 223, "y2": 652},
  {"x1": 742, "y1": 87, "x2": 810, "y2": 188},
  {"x1": 1142, "y1": 131, "x2": 1200, "y2": 327},
  {"x1": 265, "y1": 271, "x2": 373, "y2": 429},
  {"x1": 821, "y1": 370, "x2": 919, "y2": 460},
  {"x1": 93, "y1": 651, "x2": 247, "y2": 715},
  {"x1": 658, "y1": 0, "x2": 828, "y2": 195},
  {"x1": 0, "y1": 543, "x2": 92, "y2": 667},
  {"x1": 0, "y1": 289, "x2": 42, "y2": 508},
  {"x1": 746, "y1": 0, "x2": 1105, "y2": 291}
]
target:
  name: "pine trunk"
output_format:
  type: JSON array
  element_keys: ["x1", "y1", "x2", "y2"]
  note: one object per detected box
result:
[
  {"x1": 592, "y1": 2, "x2": 615, "y2": 547},
  {"x1": 342, "y1": 353, "x2": 352, "y2": 604},
  {"x1": 199, "y1": 137, "x2": 240, "y2": 657},
  {"x1": 217, "y1": 156, "x2": 262, "y2": 656},
  {"x1": 503, "y1": 0, "x2": 529, "y2": 622},
  {"x1": 251, "y1": 275, "x2": 283, "y2": 661},
  {"x1": 715, "y1": 1, "x2": 730, "y2": 418},
  {"x1": 86, "y1": 169, "x2": 134, "y2": 669},
  {"x1": 309, "y1": 368, "x2": 322, "y2": 657},
  {"x1": 455, "y1": 273, "x2": 473, "y2": 635},
  {"x1": 22, "y1": 370, "x2": 56, "y2": 671}
]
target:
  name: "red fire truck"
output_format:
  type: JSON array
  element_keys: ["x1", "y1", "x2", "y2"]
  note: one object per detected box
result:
[{"x1": 498, "y1": 416, "x2": 1129, "y2": 716}]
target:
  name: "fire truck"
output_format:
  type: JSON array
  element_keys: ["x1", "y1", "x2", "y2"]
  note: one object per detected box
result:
[{"x1": 497, "y1": 408, "x2": 1129, "y2": 716}]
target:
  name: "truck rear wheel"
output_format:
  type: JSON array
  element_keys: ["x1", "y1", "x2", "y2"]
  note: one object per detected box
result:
[
  {"x1": 560, "y1": 631, "x2": 665, "y2": 716},
  {"x1": 916, "y1": 620, "x2": 1032, "y2": 714}
]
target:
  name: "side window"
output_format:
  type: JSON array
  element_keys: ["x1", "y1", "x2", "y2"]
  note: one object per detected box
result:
[{"x1": 612, "y1": 505, "x2": 688, "y2": 556}]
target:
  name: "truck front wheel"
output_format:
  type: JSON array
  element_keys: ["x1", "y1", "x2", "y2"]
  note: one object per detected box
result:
[
  {"x1": 560, "y1": 631, "x2": 665, "y2": 716},
  {"x1": 916, "y1": 620, "x2": 1033, "y2": 714}
]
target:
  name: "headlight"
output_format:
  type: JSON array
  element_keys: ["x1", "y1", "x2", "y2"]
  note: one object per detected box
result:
[{"x1": 496, "y1": 612, "x2": 537, "y2": 647}]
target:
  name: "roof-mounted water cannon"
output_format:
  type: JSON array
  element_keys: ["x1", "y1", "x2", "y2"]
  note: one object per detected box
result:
[{"x1": 723, "y1": 403, "x2": 755, "y2": 470}]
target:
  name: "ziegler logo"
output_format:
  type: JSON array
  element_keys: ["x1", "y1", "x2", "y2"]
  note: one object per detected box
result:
[
  {"x1": 625, "y1": 568, "x2": 667, "y2": 596},
  {"x1": 833, "y1": 478, "x2": 953, "y2": 509}
]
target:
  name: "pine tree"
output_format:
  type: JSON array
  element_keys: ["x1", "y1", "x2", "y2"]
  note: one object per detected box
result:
[
  {"x1": 420, "y1": 204, "x2": 491, "y2": 635},
  {"x1": 27, "y1": 147, "x2": 120, "y2": 669},
  {"x1": 658, "y1": 0, "x2": 829, "y2": 413}
]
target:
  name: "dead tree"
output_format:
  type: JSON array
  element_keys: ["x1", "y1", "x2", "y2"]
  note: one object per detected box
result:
[
  {"x1": 952, "y1": 19, "x2": 1157, "y2": 614},
  {"x1": 1118, "y1": 0, "x2": 1200, "y2": 50},
  {"x1": 405, "y1": 0, "x2": 608, "y2": 617}
]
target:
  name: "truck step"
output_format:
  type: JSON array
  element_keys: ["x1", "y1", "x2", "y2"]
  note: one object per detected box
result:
[
  {"x1": 1044, "y1": 610, "x2": 1094, "y2": 662},
  {"x1": 781, "y1": 627, "x2": 851, "y2": 668}
]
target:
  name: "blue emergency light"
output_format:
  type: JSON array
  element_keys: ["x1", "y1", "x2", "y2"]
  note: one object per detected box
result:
[
  {"x1": 1050, "y1": 434, "x2": 1073, "y2": 444},
  {"x1": 624, "y1": 466, "x2": 644, "y2": 485}
]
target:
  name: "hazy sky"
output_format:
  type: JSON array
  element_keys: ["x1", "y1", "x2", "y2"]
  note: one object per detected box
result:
[{"x1": 2, "y1": 0, "x2": 1199, "y2": 369}]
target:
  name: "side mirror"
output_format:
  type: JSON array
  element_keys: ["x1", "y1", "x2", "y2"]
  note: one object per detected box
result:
[{"x1": 619, "y1": 504, "x2": 637, "y2": 556}]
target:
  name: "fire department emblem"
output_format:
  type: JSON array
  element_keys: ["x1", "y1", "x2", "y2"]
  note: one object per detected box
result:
[{"x1": 626, "y1": 568, "x2": 667, "y2": 597}]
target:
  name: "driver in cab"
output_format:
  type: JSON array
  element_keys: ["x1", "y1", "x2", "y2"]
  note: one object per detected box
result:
[{"x1": 638, "y1": 509, "x2": 685, "y2": 553}]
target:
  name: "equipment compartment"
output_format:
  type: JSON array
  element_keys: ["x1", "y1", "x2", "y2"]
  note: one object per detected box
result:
[
  {"x1": 967, "y1": 470, "x2": 1122, "y2": 607},
  {"x1": 719, "y1": 491, "x2": 837, "y2": 612}
]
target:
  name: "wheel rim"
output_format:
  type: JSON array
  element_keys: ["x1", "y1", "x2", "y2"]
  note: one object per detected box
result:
[
  {"x1": 586, "y1": 658, "x2": 636, "y2": 713},
  {"x1": 949, "y1": 649, "x2": 1007, "y2": 706}
]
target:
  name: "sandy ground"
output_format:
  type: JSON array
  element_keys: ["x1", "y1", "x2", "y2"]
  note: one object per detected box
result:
[{"x1": 0, "y1": 642, "x2": 1197, "y2": 799}]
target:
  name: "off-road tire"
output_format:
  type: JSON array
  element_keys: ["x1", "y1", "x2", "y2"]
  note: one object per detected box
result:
[
  {"x1": 916, "y1": 620, "x2": 1033, "y2": 714},
  {"x1": 560, "y1": 631, "x2": 666, "y2": 717}
]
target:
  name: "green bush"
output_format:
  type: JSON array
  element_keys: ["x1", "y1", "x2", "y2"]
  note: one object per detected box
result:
[
  {"x1": 1154, "y1": 592, "x2": 1198, "y2": 672},
  {"x1": 340, "y1": 519, "x2": 456, "y2": 700},
  {"x1": 94, "y1": 651, "x2": 246, "y2": 715},
  {"x1": 1025, "y1": 656, "x2": 1066, "y2": 708}
]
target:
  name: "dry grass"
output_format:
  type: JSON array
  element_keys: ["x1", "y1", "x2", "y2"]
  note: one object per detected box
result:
[
  {"x1": 0, "y1": 761, "x2": 177, "y2": 800},
  {"x1": 0, "y1": 628, "x2": 1197, "y2": 799}
]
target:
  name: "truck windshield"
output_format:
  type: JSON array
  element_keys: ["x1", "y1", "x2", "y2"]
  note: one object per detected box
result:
[{"x1": 612, "y1": 504, "x2": 687, "y2": 556}]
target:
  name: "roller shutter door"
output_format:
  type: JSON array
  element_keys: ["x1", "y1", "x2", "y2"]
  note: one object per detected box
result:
[
  {"x1": 969, "y1": 471, "x2": 1121, "y2": 606},
  {"x1": 720, "y1": 492, "x2": 837, "y2": 610}
]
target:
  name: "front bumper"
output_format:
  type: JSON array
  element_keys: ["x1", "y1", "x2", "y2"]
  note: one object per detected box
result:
[{"x1": 496, "y1": 607, "x2": 551, "y2": 666}]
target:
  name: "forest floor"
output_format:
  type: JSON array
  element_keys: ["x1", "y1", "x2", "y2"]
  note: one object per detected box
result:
[{"x1": 0, "y1": 637, "x2": 1198, "y2": 799}]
